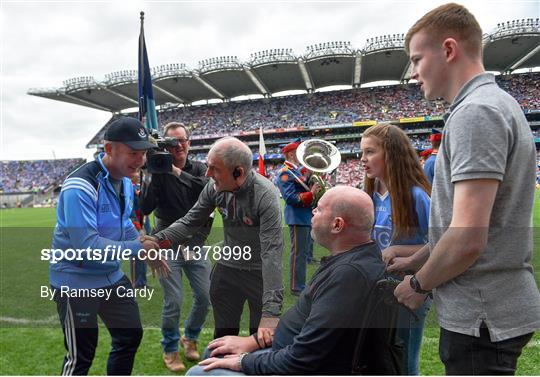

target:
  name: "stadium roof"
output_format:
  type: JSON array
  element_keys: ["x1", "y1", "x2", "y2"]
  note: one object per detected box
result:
[{"x1": 28, "y1": 19, "x2": 540, "y2": 113}]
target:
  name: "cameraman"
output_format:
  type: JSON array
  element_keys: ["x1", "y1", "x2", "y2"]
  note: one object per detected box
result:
[{"x1": 140, "y1": 122, "x2": 213, "y2": 373}]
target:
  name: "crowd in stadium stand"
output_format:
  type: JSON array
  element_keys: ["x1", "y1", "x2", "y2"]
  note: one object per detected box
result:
[
  {"x1": 0, "y1": 158, "x2": 85, "y2": 194},
  {"x1": 157, "y1": 85, "x2": 442, "y2": 138},
  {"x1": 335, "y1": 159, "x2": 364, "y2": 187},
  {"x1": 156, "y1": 72, "x2": 539, "y2": 139},
  {"x1": 85, "y1": 73, "x2": 539, "y2": 147},
  {"x1": 497, "y1": 73, "x2": 540, "y2": 113},
  {"x1": 4, "y1": 73, "x2": 538, "y2": 198}
]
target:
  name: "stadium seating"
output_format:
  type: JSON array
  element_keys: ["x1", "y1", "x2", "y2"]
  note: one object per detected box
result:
[
  {"x1": 6, "y1": 73, "x2": 537, "y2": 198},
  {"x1": 0, "y1": 158, "x2": 85, "y2": 194},
  {"x1": 85, "y1": 72, "x2": 539, "y2": 147}
]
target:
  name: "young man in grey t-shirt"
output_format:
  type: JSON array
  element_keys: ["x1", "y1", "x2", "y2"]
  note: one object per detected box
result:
[{"x1": 389, "y1": 3, "x2": 540, "y2": 375}]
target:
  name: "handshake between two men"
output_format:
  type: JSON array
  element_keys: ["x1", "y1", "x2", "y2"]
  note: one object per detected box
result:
[{"x1": 139, "y1": 235, "x2": 172, "y2": 279}]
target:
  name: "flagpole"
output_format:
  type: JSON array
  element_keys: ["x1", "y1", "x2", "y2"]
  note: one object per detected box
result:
[
  {"x1": 138, "y1": 10, "x2": 158, "y2": 132},
  {"x1": 135, "y1": 10, "x2": 152, "y2": 287}
]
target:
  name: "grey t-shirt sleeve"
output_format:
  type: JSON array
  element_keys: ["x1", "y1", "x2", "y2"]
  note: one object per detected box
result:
[
  {"x1": 258, "y1": 189, "x2": 284, "y2": 317},
  {"x1": 155, "y1": 180, "x2": 216, "y2": 244},
  {"x1": 447, "y1": 103, "x2": 509, "y2": 183}
]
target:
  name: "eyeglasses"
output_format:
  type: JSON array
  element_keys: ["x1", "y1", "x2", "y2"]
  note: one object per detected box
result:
[{"x1": 176, "y1": 138, "x2": 189, "y2": 144}]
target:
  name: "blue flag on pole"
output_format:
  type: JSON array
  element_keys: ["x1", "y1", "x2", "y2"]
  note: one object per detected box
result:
[{"x1": 138, "y1": 12, "x2": 158, "y2": 132}]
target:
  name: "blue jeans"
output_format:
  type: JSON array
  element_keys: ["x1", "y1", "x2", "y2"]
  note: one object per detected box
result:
[
  {"x1": 289, "y1": 225, "x2": 311, "y2": 292},
  {"x1": 160, "y1": 256, "x2": 211, "y2": 353},
  {"x1": 396, "y1": 297, "x2": 432, "y2": 375},
  {"x1": 186, "y1": 348, "x2": 272, "y2": 375}
]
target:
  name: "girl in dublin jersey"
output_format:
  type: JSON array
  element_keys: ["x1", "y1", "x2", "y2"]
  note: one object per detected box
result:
[{"x1": 360, "y1": 123, "x2": 431, "y2": 376}]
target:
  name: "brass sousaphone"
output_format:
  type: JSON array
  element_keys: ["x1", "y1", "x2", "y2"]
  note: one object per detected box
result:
[{"x1": 296, "y1": 139, "x2": 341, "y2": 206}]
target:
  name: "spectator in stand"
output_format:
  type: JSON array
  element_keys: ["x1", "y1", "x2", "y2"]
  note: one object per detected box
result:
[
  {"x1": 0, "y1": 158, "x2": 85, "y2": 193},
  {"x1": 84, "y1": 71, "x2": 538, "y2": 149}
]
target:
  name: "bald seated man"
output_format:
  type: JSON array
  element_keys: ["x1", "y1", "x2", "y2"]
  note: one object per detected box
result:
[
  {"x1": 188, "y1": 186, "x2": 390, "y2": 375},
  {"x1": 149, "y1": 137, "x2": 284, "y2": 346}
]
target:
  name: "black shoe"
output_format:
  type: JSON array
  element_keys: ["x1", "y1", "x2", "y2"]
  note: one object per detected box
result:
[{"x1": 290, "y1": 290, "x2": 301, "y2": 297}]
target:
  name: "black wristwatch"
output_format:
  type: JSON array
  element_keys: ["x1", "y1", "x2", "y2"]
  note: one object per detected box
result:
[{"x1": 410, "y1": 275, "x2": 431, "y2": 294}]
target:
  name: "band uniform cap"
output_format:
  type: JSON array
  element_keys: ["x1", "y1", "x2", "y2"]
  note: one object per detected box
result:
[
  {"x1": 429, "y1": 128, "x2": 442, "y2": 142},
  {"x1": 281, "y1": 138, "x2": 302, "y2": 154},
  {"x1": 104, "y1": 117, "x2": 156, "y2": 150}
]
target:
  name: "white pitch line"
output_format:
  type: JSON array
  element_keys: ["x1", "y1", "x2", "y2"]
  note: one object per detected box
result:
[
  {"x1": 2, "y1": 316, "x2": 538, "y2": 349},
  {"x1": 0, "y1": 315, "x2": 58, "y2": 325}
]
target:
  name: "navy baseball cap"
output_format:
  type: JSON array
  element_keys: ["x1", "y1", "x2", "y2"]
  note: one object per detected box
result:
[{"x1": 104, "y1": 117, "x2": 156, "y2": 150}]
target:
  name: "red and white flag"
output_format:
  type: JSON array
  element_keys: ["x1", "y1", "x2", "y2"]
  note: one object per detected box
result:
[{"x1": 258, "y1": 127, "x2": 267, "y2": 177}]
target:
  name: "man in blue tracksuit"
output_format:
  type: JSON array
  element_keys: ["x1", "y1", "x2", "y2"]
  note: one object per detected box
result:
[
  {"x1": 49, "y1": 117, "x2": 167, "y2": 375},
  {"x1": 276, "y1": 140, "x2": 319, "y2": 296}
]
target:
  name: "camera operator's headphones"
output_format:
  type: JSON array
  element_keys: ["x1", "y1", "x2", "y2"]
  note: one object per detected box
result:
[{"x1": 232, "y1": 167, "x2": 241, "y2": 179}]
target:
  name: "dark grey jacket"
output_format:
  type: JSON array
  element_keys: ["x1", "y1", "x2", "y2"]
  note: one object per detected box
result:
[
  {"x1": 155, "y1": 171, "x2": 284, "y2": 317},
  {"x1": 242, "y1": 242, "x2": 386, "y2": 375}
]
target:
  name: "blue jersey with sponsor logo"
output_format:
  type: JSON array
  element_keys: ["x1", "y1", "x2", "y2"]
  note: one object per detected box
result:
[{"x1": 372, "y1": 186, "x2": 430, "y2": 251}]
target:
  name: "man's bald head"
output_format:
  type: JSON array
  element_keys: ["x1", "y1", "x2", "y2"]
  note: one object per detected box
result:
[
  {"x1": 311, "y1": 186, "x2": 374, "y2": 252},
  {"x1": 209, "y1": 137, "x2": 252, "y2": 173},
  {"x1": 325, "y1": 186, "x2": 374, "y2": 233}
]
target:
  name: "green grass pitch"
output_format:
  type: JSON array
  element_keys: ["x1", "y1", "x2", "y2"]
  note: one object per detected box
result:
[{"x1": 0, "y1": 197, "x2": 539, "y2": 375}]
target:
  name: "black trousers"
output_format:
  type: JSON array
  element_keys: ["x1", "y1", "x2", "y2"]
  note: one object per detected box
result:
[
  {"x1": 209, "y1": 263, "x2": 263, "y2": 339},
  {"x1": 439, "y1": 324, "x2": 533, "y2": 375},
  {"x1": 53, "y1": 276, "x2": 143, "y2": 376}
]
